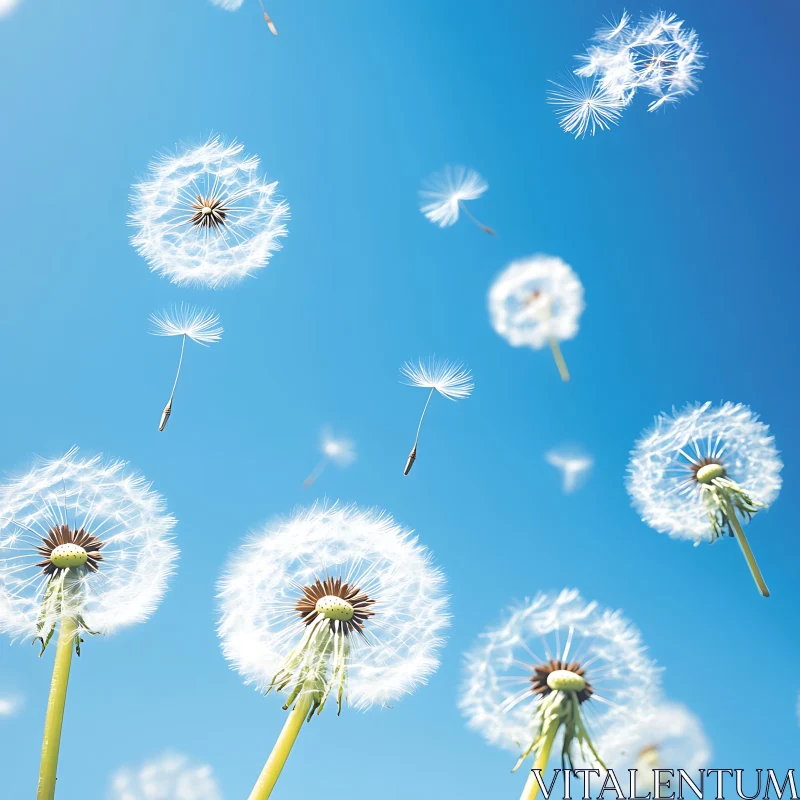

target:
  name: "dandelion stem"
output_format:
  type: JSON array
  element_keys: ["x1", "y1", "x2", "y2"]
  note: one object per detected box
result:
[
  {"x1": 548, "y1": 336, "x2": 570, "y2": 382},
  {"x1": 303, "y1": 457, "x2": 329, "y2": 488},
  {"x1": 248, "y1": 692, "x2": 313, "y2": 800},
  {"x1": 405, "y1": 388, "x2": 435, "y2": 475},
  {"x1": 520, "y1": 721, "x2": 561, "y2": 800},
  {"x1": 159, "y1": 334, "x2": 186, "y2": 432},
  {"x1": 37, "y1": 616, "x2": 77, "y2": 800},
  {"x1": 722, "y1": 494, "x2": 770, "y2": 597},
  {"x1": 458, "y1": 200, "x2": 496, "y2": 236}
]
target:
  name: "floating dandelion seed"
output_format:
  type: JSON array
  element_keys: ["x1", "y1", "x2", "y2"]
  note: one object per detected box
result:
[
  {"x1": 419, "y1": 166, "x2": 495, "y2": 235},
  {"x1": 553, "y1": 11, "x2": 704, "y2": 136},
  {"x1": 130, "y1": 136, "x2": 289, "y2": 289},
  {"x1": 545, "y1": 448, "x2": 593, "y2": 493},
  {"x1": 627, "y1": 402, "x2": 782, "y2": 597},
  {"x1": 547, "y1": 75, "x2": 625, "y2": 138},
  {"x1": 488, "y1": 255, "x2": 584, "y2": 382},
  {"x1": 217, "y1": 503, "x2": 449, "y2": 799},
  {"x1": 303, "y1": 428, "x2": 356, "y2": 488},
  {"x1": 459, "y1": 589, "x2": 659, "y2": 800},
  {"x1": 149, "y1": 305, "x2": 223, "y2": 431},
  {"x1": 209, "y1": 0, "x2": 278, "y2": 34},
  {"x1": 596, "y1": 701, "x2": 710, "y2": 783},
  {"x1": 110, "y1": 752, "x2": 222, "y2": 800},
  {"x1": 400, "y1": 357, "x2": 474, "y2": 475},
  {"x1": 0, "y1": 447, "x2": 178, "y2": 799}
]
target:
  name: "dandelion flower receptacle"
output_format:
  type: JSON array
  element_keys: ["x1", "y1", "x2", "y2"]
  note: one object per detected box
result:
[
  {"x1": 400, "y1": 358, "x2": 473, "y2": 475},
  {"x1": 489, "y1": 255, "x2": 584, "y2": 382},
  {"x1": 0, "y1": 447, "x2": 178, "y2": 799},
  {"x1": 419, "y1": 166, "x2": 495, "y2": 235},
  {"x1": 459, "y1": 590, "x2": 659, "y2": 800},
  {"x1": 627, "y1": 402, "x2": 782, "y2": 597},
  {"x1": 149, "y1": 305, "x2": 223, "y2": 431},
  {"x1": 303, "y1": 428, "x2": 356, "y2": 487},
  {"x1": 217, "y1": 503, "x2": 449, "y2": 799},
  {"x1": 130, "y1": 136, "x2": 289, "y2": 289}
]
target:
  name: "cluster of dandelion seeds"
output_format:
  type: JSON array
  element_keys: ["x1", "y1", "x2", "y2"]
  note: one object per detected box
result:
[
  {"x1": 217, "y1": 503, "x2": 449, "y2": 715},
  {"x1": 459, "y1": 589, "x2": 660, "y2": 773},
  {"x1": 0, "y1": 447, "x2": 178, "y2": 651},
  {"x1": 549, "y1": 11, "x2": 704, "y2": 137},
  {"x1": 489, "y1": 255, "x2": 584, "y2": 381},
  {"x1": 130, "y1": 136, "x2": 289, "y2": 289}
]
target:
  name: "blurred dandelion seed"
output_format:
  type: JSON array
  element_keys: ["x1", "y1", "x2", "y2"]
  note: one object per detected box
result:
[
  {"x1": 627, "y1": 402, "x2": 782, "y2": 597},
  {"x1": 545, "y1": 449, "x2": 593, "y2": 493},
  {"x1": 130, "y1": 136, "x2": 289, "y2": 288},
  {"x1": 258, "y1": 0, "x2": 278, "y2": 35},
  {"x1": 459, "y1": 590, "x2": 659, "y2": 800},
  {"x1": 489, "y1": 255, "x2": 584, "y2": 382},
  {"x1": 419, "y1": 166, "x2": 495, "y2": 235},
  {"x1": 210, "y1": 0, "x2": 278, "y2": 34},
  {"x1": 217, "y1": 503, "x2": 449, "y2": 799},
  {"x1": 0, "y1": 448, "x2": 178, "y2": 799},
  {"x1": 303, "y1": 428, "x2": 356, "y2": 487},
  {"x1": 149, "y1": 305, "x2": 223, "y2": 431},
  {"x1": 400, "y1": 358, "x2": 474, "y2": 475}
]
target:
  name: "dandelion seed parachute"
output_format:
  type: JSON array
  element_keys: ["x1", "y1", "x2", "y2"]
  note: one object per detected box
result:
[
  {"x1": 400, "y1": 358, "x2": 474, "y2": 475},
  {"x1": 488, "y1": 255, "x2": 584, "y2": 382},
  {"x1": 218, "y1": 503, "x2": 448, "y2": 798},
  {"x1": 419, "y1": 166, "x2": 495, "y2": 235},
  {"x1": 627, "y1": 402, "x2": 781, "y2": 596},
  {"x1": 547, "y1": 76, "x2": 625, "y2": 138},
  {"x1": 130, "y1": 136, "x2": 289, "y2": 289},
  {"x1": 149, "y1": 305, "x2": 223, "y2": 431},
  {"x1": 545, "y1": 448, "x2": 593, "y2": 494},
  {"x1": 459, "y1": 589, "x2": 659, "y2": 800}
]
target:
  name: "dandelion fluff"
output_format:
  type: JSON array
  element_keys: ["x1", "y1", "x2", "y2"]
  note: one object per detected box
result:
[
  {"x1": 419, "y1": 166, "x2": 495, "y2": 235},
  {"x1": 461, "y1": 589, "x2": 659, "y2": 800},
  {"x1": 0, "y1": 447, "x2": 178, "y2": 642},
  {"x1": 130, "y1": 136, "x2": 289, "y2": 289}
]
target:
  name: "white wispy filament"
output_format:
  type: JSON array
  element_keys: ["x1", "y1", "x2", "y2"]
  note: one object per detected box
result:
[{"x1": 419, "y1": 166, "x2": 495, "y2": 235}]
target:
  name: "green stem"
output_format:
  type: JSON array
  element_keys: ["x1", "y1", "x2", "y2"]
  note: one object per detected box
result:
[
  {"x1": 548, "y1": 337, "x2": 570, "y2": 382},
  {"x1": 722, "y1": 495, "x2": 770, "y2": 597},
  {"x1": 248, "y1": 692, "x2": 314, "y2": 800},
  {"x1": 37, "y1": 616, "x2": 77, "y2": 800},
  {"x1": 520, "y1": 721, "x2": 561, "y2": 800}
]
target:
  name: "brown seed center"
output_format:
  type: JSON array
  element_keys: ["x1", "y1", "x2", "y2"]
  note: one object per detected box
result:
[
  {"x1": 35, "y1": 524, "x2": 105, "y2": 577},
  {"x1": 296, "y1": 576, "x2": 376, "y2": 636},
  {"x1": 529, "y1": 659, "x2": 594, "y2": 704}
]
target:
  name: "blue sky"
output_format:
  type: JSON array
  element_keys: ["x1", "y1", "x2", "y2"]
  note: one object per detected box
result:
[{"x1": 0, "y1": 0, "x2": 798, "y2": 797}]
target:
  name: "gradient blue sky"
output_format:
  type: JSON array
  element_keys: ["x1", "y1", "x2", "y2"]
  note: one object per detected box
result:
[{"x1": 1, "y1": 0, "x2": 798, "y2": 797}]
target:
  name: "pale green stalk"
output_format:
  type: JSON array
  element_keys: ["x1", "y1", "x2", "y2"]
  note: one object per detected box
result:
[
  {"x1": 722, "y1": 494, "x2": 770, "y2": 597},
  {"x1": 519, "y1": 721, "x2": 560, "y2": 800},
  {"x1": 248, "y1": 692, "x2": 314, "y2": 800},
  {"x1": 548, "y1": 337, "x2": 570, "y2": 382},
  {"x1": 36, "y1": 616, "x2": 77, "y2": 800}
]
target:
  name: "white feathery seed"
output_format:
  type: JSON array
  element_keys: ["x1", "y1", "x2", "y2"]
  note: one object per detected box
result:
[{"x1": 149, "y1": 305, "x2": 223, "y2": 346}]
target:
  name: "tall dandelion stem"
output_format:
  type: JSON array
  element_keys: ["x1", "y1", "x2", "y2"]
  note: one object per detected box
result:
[
  {"x1": 405, "y1": 387, "x2": 435, "y2": 475},
  {"x1": 722, "y1": 494, "x2": 770, "y2": 597},
  {"x1": 520, "y1": 721, "x2": 560, "y2": 800},
  {"x1": 248, "y1": 692, "x2": 314, "y2": 800},
  {"x1": 458, "y1": 200, "x2": 496, "y2": 236},
  {"x1": 548, "y1": 337, "x2": 570, "y2": 382},
  {"x1": 37, "y1": 616, "x2": 77, "y2": 800}
]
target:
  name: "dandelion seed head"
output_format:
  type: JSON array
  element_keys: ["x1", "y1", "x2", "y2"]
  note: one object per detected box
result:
[
  {"x1": 217, "y1": 503, "x2": 449, "y2": 712},
  {"x1": 627, "y1": 403, "x2": 782, "y2": 544},
  {"x1": 419, "y1": 166, "x2": 488, "y2": 228},
  {"x1": 0, "y1": 448, "x2": 178, "y2": 642},
  {"x1": 460, "y1": 589, "x2": 660, "y2": 759},
  {"x1": 149, "y1": 304, "x2": 223, "y2": 345},
  {"x1": 596, "y1": 701, "x2": 711, "y2": 773},
  {"x1": 489, "y1": 255, "x2": 585, "y2": 350},
  {"x1": 130, "y1": 136, "x2": 289, "y2": 289},
  {"x1": 400, "y1": 357, "x2": 474, "y2": 401},
  {"x1": 321, "y1": 428, "x2": 356, "y2": 467}
]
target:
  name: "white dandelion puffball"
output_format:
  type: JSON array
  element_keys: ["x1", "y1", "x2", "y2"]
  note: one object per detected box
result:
[
  {"x1": 489, "y1": 255, "x2": 585, "y2": 350},
  {"x1": 0, "y1": 447, "x2": 178, "y2": 641},
  {"x1": 627, "y1": 402, "x2": 782, "y2": 544},
  {"x1": 149, "y1": 304, "x2": 223, "y2": 345},
  {"x1": 217, "y1": 503, "x2": 449, "y2": 712},
  {"x1": 459, "y1": 589, "x2": 659, "y2": 758},
  {"x1": 596, "y1": 701, "x2": 711, "y2": 773},
  {"x1": 419, "y1": 166, "x2": 488, "y2": 228},
  {"x1": 130, "y1": 136, "x2": 289, "y2": 289},
  {"x1": 321, "y1": 428, "x2": 356, "y2": 467},
  {"x1": 109, "y1": 752, "x2": 222, "y2": 800}
]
